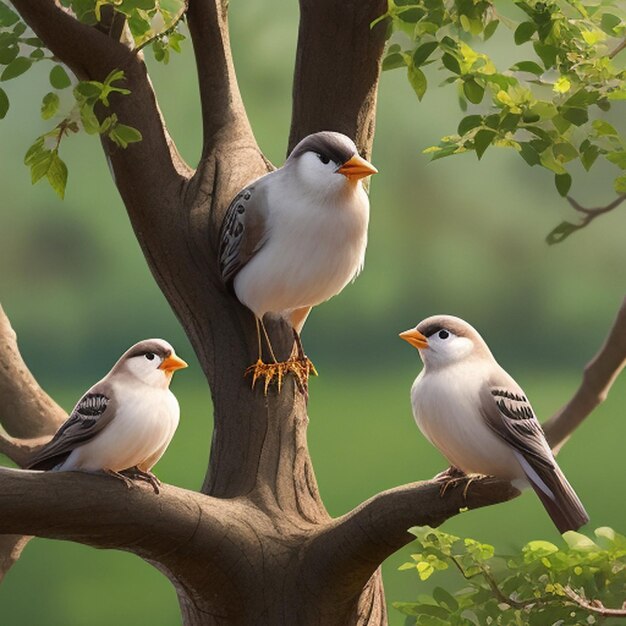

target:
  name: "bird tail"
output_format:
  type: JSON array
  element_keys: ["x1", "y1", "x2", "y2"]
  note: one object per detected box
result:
[{"x1": 526, "y1": 462, "x2": 589, "y2": 534}]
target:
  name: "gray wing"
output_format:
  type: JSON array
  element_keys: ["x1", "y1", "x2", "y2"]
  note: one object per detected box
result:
[
  {"x1": 479, "y1": 381, "x2": 554, "y2": 470},
  {"x1": 218, "y1": 183, "x2": 270, "y2": 286},
  {"x1": 28, "y1": 385, "x2": 116, "y2": 470},
  {"x1": 479, "y1": 377, "x2": 589, "y2": 532}
]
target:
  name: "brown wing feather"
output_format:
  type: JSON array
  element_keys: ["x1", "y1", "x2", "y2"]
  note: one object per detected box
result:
[
  {"x1": 479, "y1": 380, "x2": 588, "y2": 532},
  {"x1": 218, "y1": 184, "x2": 269, "y2": 286},
  {"x1": 28, "y1": 383, "x2": 117, "y2": 470}
]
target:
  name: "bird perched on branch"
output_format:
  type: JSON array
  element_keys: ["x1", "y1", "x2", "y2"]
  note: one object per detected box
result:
[
  {"x1": 219, "y1": 131, "x2": 377, "y2": 393},
  {"x1": 400, "y1": 315, "x2": 589, "y2": 533},
  {"x1": 28, "y1": 339, "x2": 188, "y2": 493}
]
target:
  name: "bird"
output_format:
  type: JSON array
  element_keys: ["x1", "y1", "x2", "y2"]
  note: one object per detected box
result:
[
  {"x1": 27, "y1": 339, "x2": 188, "y2": 493},
  {"x1": 219, "y1": 131, "x2": 377, "y2": 393},
  {"x1": 400, "y1": 314, "x2": 589, "y2": 533}
]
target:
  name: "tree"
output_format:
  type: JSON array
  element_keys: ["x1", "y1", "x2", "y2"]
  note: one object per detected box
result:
[{"x1": 0, "y1": 1, "x2": 625, "y2": 624}]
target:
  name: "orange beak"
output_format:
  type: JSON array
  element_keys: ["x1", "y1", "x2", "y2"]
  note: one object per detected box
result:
[
  {"x1": 337, "y1": 154, "x2": 378, "y2": 181},
  {"x1": 159, "y1": 354, "x2": 188, "y2": 373},
  {"x1": 399, "y1": 329, "x2": 429, "y2": 350}
]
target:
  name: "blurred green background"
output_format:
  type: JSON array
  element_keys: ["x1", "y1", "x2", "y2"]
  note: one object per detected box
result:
[{"x1": 1, "y1": 2, "x2": 625, "y2": 624}]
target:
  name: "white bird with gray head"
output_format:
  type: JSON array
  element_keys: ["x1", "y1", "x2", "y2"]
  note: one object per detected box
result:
[
  {"x1": 28, "y1": 339, "x2": 188, "y2": 493},
  {"x1": 219, "y1": 131, "x2": 377, "y2": 392},
  {"x1": 400, "y1": 314, "x2": 589, "y2": 533}
]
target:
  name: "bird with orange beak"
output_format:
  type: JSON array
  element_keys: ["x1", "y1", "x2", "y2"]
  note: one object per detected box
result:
[
  {"x1": 400, "y1": 315, "x2": 589, "y2": 533},
  {"x1": 219, "y1": 131, "x2": 377, "y2": 393},
  {"x1": 28, "y1": 339, "x2": 188, "y2": 493}
]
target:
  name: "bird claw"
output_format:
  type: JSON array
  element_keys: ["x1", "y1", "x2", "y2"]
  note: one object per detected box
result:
[
  {"x1": 245, "y1": 357, "x2": 318, "y2": 396},
  {"x1": 123, "y1": 467, "x2": 161, "y2": 494},
  {"x1": 435, "y1": 467, "x2": 484, "y2": 501},
  {"x1": 435, "y1": 466, "x2": 469, "y2": 498}
]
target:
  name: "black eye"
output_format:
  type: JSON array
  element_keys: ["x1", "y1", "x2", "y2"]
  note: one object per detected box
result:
[
  {"x1": 438, "y1": 330, "x2": 449, "y2": 340},
  {"x1": 145, "y1": 353, "x2": 155, "y2": 361},
  {"x1": 318, "y1": 153, "x2": 330, "y2": 164}
]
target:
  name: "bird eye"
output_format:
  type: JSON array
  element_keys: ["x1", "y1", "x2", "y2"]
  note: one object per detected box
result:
[
  {"x1": 317, "y1": 154, "x2": 330, "y2": 165},
  {"x1": 145, "y1": 353, "x2": 155, "y2": 361},
  {"x1": 438, "y1": 330, "x2": 450, "y2": 340}
]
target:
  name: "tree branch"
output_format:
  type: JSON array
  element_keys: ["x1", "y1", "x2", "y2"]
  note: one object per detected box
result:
[
  {"x1": 313, "y1": 295, "x2": 626, "y2": 596},
  {"x1": 543, "y1": 295, "x2": 626, "y2": 451},
  {"x1": 186, "y1": 0, "x2": 259, "y2": 159},
  {"x1": 0, "y1": 304, "x2": 66, "y2": 441},
  {"x1": 0, "y1": 535, "x2": 31, "y2": 583},
  {"x1": 547, "y1": 194, "x2": 626, "y2": 244},
  {"x1": 289, "y1": 0, "x2": 387, "y2": 159},
  {"x1": 564, "y1": 586, "x2": 626, "y2": 617}
]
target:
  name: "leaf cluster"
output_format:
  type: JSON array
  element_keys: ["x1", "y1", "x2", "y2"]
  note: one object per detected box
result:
[
  {"x1": 378, "y1": 0, "x2": 626, "y2": 239},
  {"x1": 0, "y1": 0, "x2": 187, "y2": 197},
  {"x1": 395, "y1": 525, "x2": 626, "y2": 626}
]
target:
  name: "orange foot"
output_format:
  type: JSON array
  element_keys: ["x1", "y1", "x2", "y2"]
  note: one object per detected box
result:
[{"x1": 245, "y1": 358, "x2": 318, "y2": 395}]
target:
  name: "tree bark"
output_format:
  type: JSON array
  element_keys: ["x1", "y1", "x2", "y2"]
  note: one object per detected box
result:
[{"x1": 2, "y1": 2, "x2": 625, "y2": 625}]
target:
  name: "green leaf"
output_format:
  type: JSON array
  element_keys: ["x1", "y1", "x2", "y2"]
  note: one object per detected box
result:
[
  {"x1": 553, "y1": 142, "x2": 578, "y2": 163},
  {"x1": 432, "y1": 587, "x2": 458, "y2": 612},
  {"x1": 0, "y1": 1, "x2": 19, "y2": 27},
  {"x1": 463, "y1": 79, "x2": 484, "y2": 104},
  {"x1": 511, "y1": 61, "x2": 543, "y2": 75},
  {"x1": 458, "y1": 115, "x2": 482, "y2": 135},
  {"x1": 562, "y1": 531, "x2": 599, "y2": 552},
  {"x1": 0, "y1": 43, "x2": 19, "y2": 65},
  {"x1": 50, "y1": 64, "x2": 71, "y2": 89},
  {"x1": 408, "y1": 65, "x2": 427, "y2": 101},
  {"x1": 40, "y1": 92, "x2": 60, "y2": 120},
  {"x1": 615, "y1": 174, "x2": 626, "y2": 194},
  {"x1": 483, "y1": 20, "x2": 499, "y2": 40},
  {"x1": 474, "y1": 129, "x2": 495, "y2": 159},
  {"x1": 606, "y1": 151, "x2": 626, "y2": 169},
  {"x1": 581, "y1": 145, "x2": 599, "y2": 171},
  {"x1": 0, "y1": 56, "x2": 32, "y2": 81},
  {"x1": 554, "y1": 172, "x2": 571, "y2": 197},
  {"x1": 441, "y1": 53, "x2": 460, "y2": 74},
  {"x1": 47, "y1": 151, "x2": 68, "y2": 199},
  {"x1": 382, "y1": 52, "x2": 406, "y2": 71},
  {"x1": 0, "y1": 86, "x2": 7, "y2": 118},
  {"x1": 412, "y1": 41, "x2": 438, "y2": 67},
  {"x1": 80, "y1": 102, "x2": 100, "y2": 134},
  {"x1": 514, "y1": 22, "x2": 535, "y2": 45},
  {"x1": 109, "y1": 123, "x2": 143, "y2": 148},
  {"x1": 561, "y1": 108, "x2": 588, "y2": 126},
  {"x1": 533, "y1": 42, "x2": 558, "y2": 68},
  {"x1": 546, "y1": 221, "x2": 579, "y2": 245},
  {"x1": 519, "y1": 143, "x2": 540, "y2": 166},
  {"x1": 416, "y1": 561, "x2": 435, "y2": 580},
  {"x1": 592, "y1": 120, "x2": 618, "y2": 136},
  {"x1": 600, "y1": 13, "x2": 621, "y2": 35}
]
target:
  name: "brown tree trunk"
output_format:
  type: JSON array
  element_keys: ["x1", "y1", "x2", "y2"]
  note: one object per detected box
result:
[{"x1": 1, "y1": 1, "x2": 625, "y2": 624}]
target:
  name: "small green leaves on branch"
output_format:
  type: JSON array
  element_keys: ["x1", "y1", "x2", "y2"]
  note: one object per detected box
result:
[
  {"x1": 395, "y1": 525, "x2": 626, "y2": 625},
  {"x1": 24, "y1": 70, "x2": 142, "y2": 198},
  {"x1": 58, "y1": 0, "x2": 187, "y2": 55},
  {"x1": 378, "y1": 0, "x2": 626, "y2": 238}
]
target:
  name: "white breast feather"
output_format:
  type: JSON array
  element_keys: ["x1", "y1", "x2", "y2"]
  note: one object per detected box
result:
[
  {"x1": 61, "y1": 382, "x2": 179, "y2": 472},
  {"x1": 233, "y1": 174, "x2": 369, "y2": 318},
  {"x1": 411, "y1": 362, "x2": 526, "y2": 481}
]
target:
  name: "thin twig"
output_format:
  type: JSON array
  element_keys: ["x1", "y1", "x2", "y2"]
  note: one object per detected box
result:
[
  {"x1": 609, "y1": 37, "x2": 626, "y2": 59},
  {"x1": 547, "y1": 194, "x2": 626, "y2": 244},
  {"x1": 564, "y1": 586, "x2": 626, "y2": 617}
]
